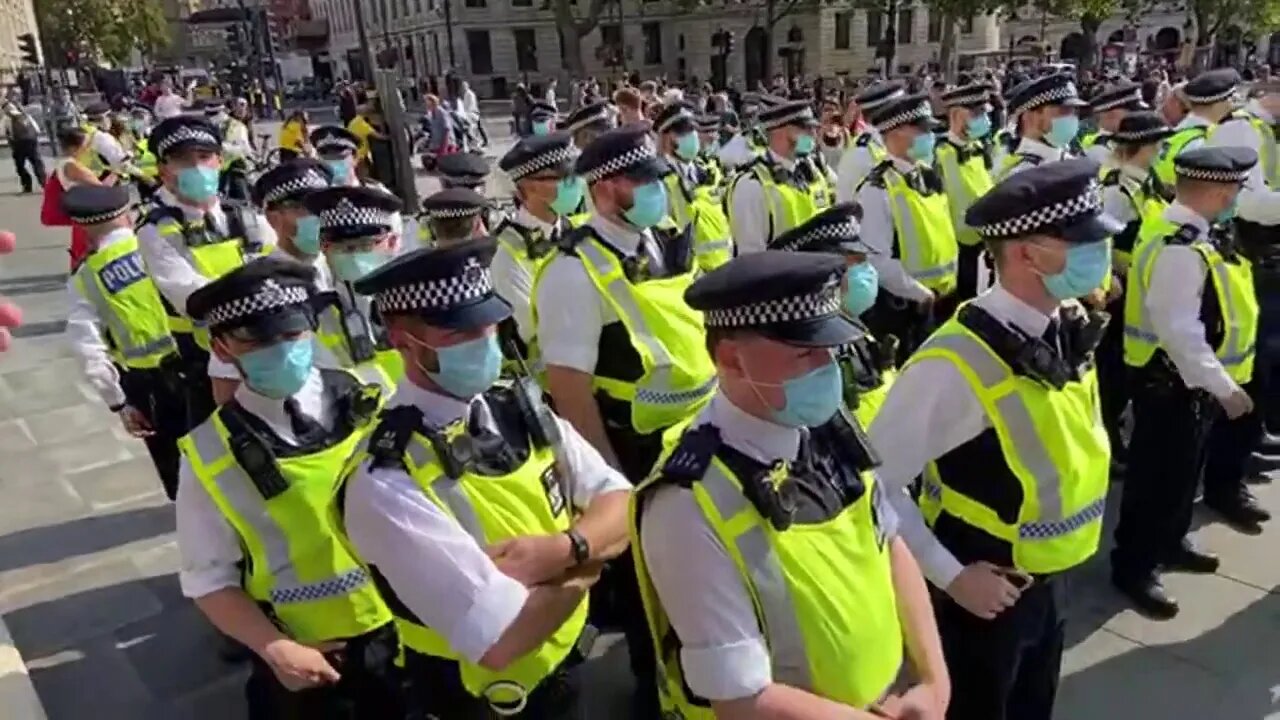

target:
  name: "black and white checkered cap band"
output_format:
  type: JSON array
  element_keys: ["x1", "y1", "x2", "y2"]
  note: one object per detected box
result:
[
  {"x1": 1184, "y1": 86, "x2": 1236, "y2": 105},
  {"x1": 319, "y1": 197, "x2": 394, "y2": 230},
  {"x1": 373, "y1": 258, "x2": 493, "y2": 314},
  {"x1": 264, "y1": 172, "x2": 331, "y2": 205},
  {"x1": 1173, "y1": 163, "x2": 1250, "y2": 183},
  {"x1": 944, "y1": 90, "x2": 989, "y2": 107},
  {"x1": 316, "y1": 136, "x2": 358, "y2": 153},
  {"x1": 69, "y1": 206, "x2": 128, "y2": 225},
  {"x1": 976, "y1": 181, "x2": 1103, "y2": 238},
  {"x1": 877, "y1": 101, "x2": 933, "y2": 132},
  {"x1": 704, "y1": 279, "x2": 843, "y2": 329},
  {"x1": 425, "y1": 204, "x2": 485, "y2": 219},
  {"x1": 507, "y1": 145, "x2": 577, "y2": 182},
  {"x1": 1091, "y1": 89, "x2": 1141, "y2": 111},
  {"x1": 564, "y1": 108, "x2": 612, "y2": 134},
  {"x1": 581, "y1": 141, "x2": 658, "y2": 183},
  {"x1": 206, "y1": 279, "x2": 310, "y2": 327},
  {"x1": 1113, "y1": 126, "x2": 1168, "y2": 143},
  {"x1": 1011, "y1": 82, "x2": 1080, "y2": 116},
  {"x1": 156, "y1": 125, "x2": 219, "y2": 157},
  {"x1": 762, "y1": 106, "x2": 816, "y2": 130},
  {"x1": 776, "y1": 219, "x2": 861, "y2": 252},
  {"x1": 859, "y1": 88, "x2": 905, "y2": 112},
  {"x1": 658, "y1": 109, "x2": 695, "y2": 134}
]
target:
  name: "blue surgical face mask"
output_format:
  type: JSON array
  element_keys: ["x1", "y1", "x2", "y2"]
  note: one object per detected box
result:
[
  {"x1": 794, "y1": 133, "x2": 816, "y2": 156},
  {"x1": 532, "y1": 120, "x2": 552, "y2": 136},
  {"x1": 549, "y1": 176, "x2": 586, "y2": 216},
  {"x1": 908, "y1": 131, "x2": 937, "y2": 163},
  {"x1": 1216, "y1": 195, "x2": 1240, "y2": 223},
  {"x1": 843, "y1": 263, "x2": 880, "y2": 317},
  {"x1": 325, "y1": 158, "x2": 352, "y2": 183},
  {"x1": 746, "y1": 356, "x2": 843, "y2": 428},
  {"x1": 675, "y1": 132, "x2": 700, "y2": 161},
  {"x1": 176, "y1": 165, "x2": 219, "y2": 203},
  {"x1": 330, "y1": 250, "x2": 388, "y2": 282},
  {"x1": 294, "y1": 215, "x2": 322, "y2": 255},
  {"x1": 411, "y1": 332, "x2": 502, "y2": 399},
  {"x1": 622, "y1": 180, "x2": 668, "y2": 229},
  {"x1": 966, "y1": 113, "x2": 992, "y2": 140},
  {"x1": 1046, "y1": 115, "x2": 1081, "y2": 149},
  {"x1": 1038, "y1": 240, "x2": 1112, "y2": 300},
  {"x1": 237, "y1": 338, "x2": 313, "y2": 399}
]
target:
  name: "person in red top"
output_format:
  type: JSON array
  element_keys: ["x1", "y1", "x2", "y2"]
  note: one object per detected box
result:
[{"x1": 41, "y1": 127, "x2": 106, "y2": 268}]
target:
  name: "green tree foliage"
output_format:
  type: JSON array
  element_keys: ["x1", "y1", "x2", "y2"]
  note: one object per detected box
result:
[{"x1": 35, "y1": 0, "x2": 170, "y2": 66}]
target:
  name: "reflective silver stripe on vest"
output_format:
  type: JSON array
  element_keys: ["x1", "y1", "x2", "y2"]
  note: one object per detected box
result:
[
  {"x1": 75, "y1": 265, "x2": 176, "y2": 361},
  {"x1": 189, "y1": 422, "x2": 372, "y2": 604},
  {"x1": 575, "y1": 241, "x2": 717, "y2": 407},
  {"x1": 886, "y1": 173, "x2": 956, "y2": 282},
  {"x1": 936, "y1": 145, "x2": 980, "y2": 231},
  {"x1": 402, "y1": 436, "x2": 487, "y2": 540},
  {"x1": 1124, "y1": 227, "x2": 1172, "y2": 346},
  {"x1": 918, "y1": 333, "x2": 1095, "y2": 536},
  {"x1": 699, "y1": 462, "x2": 814, "y2": 689},
  {"x1": 696, "y1": 239, "x2": 733, "y2": 254}
]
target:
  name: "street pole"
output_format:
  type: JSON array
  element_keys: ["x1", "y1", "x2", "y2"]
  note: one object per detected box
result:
[
  {"x1": 443, "y1": 0, "x2": 457, "y2": 68},
  {"x1": 352, "y1": 0, "x2": 378, "y2": 82},
  {"x1": 260, "y1": 8, "x2": 285, "y2": 119}
]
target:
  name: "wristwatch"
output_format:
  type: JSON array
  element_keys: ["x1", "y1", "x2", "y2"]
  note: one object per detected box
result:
[{"x1": 564, "y1": 528, "x2": 590, "y2": 567}]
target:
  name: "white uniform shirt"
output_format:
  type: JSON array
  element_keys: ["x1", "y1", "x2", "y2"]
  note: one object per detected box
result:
[
  {"x1": 1100, "y1": 161, "x2": 1148, "y2": 227},
  {"x1": 642, "y1": 393, "x2": 899, "y2": 701},
  {"x1": 728, "y1": 150, "x2": 801, "y2": 256},
  {"x1": 491, "y1": 207, "x2": 555, "y2": 344},
  {"x1": 854, "y1": 153, "x2": 935, "y2": 303},
  {"x1": 65, "y1": 227, "x2": 137, "y2": 408},
  {"x1": 868, "y1": 283, "x2": 1061, "y2": 588},
  {"x1": 1084, "y1": 132, "x2": 1112, "y2": 165},
  {"x1": 1172, "y1": 112, "x2": 1214, "y2": 155},
  {"x1": 835, "y1": 128, "x2": 884, "y2": 203},
  {"x1": 716, "y1": 133, "x2": 757, "y2": 171},
  {"x1": 535, "y1": 214, "x2": 663, "y2": 373},
  {"x1": 222, "y1": 118, "x2": 253, "y2": 162},
  {"x1": 153, "y1": 93, "x2": 186, "y2": 120},
  {"x1": 1144, "y1": 202, "x2": 1240, "y2": 401},
  {"x1": 176, "y1": 369, "x2": 335, "y2": 598},
  {"x1": 1206, "y1": 101, "x2": 1280, "y2": 225},
  {"x1": 343, "y1": 380, "x2": 630, "y2": 664},
  {"x1": 89, "y1": 128, "x2": 130, "y2": 172},
  {"x1": 1003, "y1": 136, "x2": 1070, "y2": 178}
]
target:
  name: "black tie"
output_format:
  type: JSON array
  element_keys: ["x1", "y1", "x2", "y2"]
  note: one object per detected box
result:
[
  {"x1": 1042, "y1": 318, "x2": 1062, "y2": 356},
  {"x1": 283, "y1": 397, "x2": 325, "y2": 444}
]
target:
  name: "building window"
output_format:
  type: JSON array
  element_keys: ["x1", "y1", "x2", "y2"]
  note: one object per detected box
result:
[
  {"x1": 642, "y1": 22, "x2": 662, "y2": 65},
  {"x1": 897, "y1": 8, "x2": 913, "y2": 44},
  {"x1": 514, "y1": 28, "x2": 538, "y2": 70},
  {"x1": 961, "y1": 14, "x2": 974, "y2": 34},
  {"x1": 601, "y1": 24, "x2": 622, "y2": 48},
  {"x1": 467, "y1": 29, "x2": 492, "y2": 73},
  {"x1": 414, "y1": 0, "x2": 423, "y2": 12},
  {"x1": 513, "y1": 0, "x2": 532, "y2": 7},
  {"x1": 465, "y1": 0, "x2": 486, "y2": 8},
  {"x1": 927, "y1": 11, "x2": 941, "y2": 42},
  {"x1": 558, "y1": 28, "x2": 567, "y2": 60},
  {"x1": 866, "y1": 11, "x2": 882, "y2": 47},
  {"x1": 835, "y1": 12, "x2": 851, "y2": 49}
]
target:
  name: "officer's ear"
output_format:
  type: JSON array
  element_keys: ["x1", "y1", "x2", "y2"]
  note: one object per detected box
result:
[{"x1": 210, "y1": 334, "x2": 235, "y2": 363}]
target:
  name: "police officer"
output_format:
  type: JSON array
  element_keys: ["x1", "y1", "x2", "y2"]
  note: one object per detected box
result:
[
  {"x1": 419, "y1": 187, "x2": 491, "y2": 249},
  {"x1": 220, "y1": 97, "x2": 256, "y2": 202},
  {"x1": 835, "y1": 80, "x2": 907, "y2": 201},
  {"x1": 175, "y1": 258, "x2": 404, "y2": 719},
  {"x1": 1152, "y1": 68, "x2": 1240, "y2": 187},
  {"x1": 654, "y1": 102, "x2": 735, "y2": 272},
  {"x1": 250, "y1": 159, "x2": 335, "y2": 288},
  {"x1": 532, "y1": 125, "x2": 718, "y2": 716},
  {"x1": 530, "y1": 100, "x2": 557, "y2": 135},
  {"x1": 64, "y1": 184, "x2": 185, "y2": 499},
  {"x1": 436, "y1": 152, "x2": 493, "y2": 191},
  {"x1": 693, "y1": 113, "x2": 726, "y2": 192},
  {"x1": 715, "y1": 109, "x2": 757, "y2": 172},
  {"x1": 1114, "y1": 147, "x2": 1264, "y2": 617},
  {"x1": 312, "y1": 125, "x2": 363, "y2": 186},
  {"x1": 869, "y1": 159, "x2": 1117, "y2": 720},
  {"x1": 303, "y1": 185, "x2": 406, "y2": 380},
  {"x1": 769, "y1": 202, "x2": 899, "y2": 426},
  {"x1": 728, "y1": 99, "x2": 830, "y2": 254},
  {"x1": 855, "y1": 93, "x2": 959, "y2": 360},
  {"x1": 1080, "y1": 82, "x2": 1146, "y2": 164},
  {"x1": 342, "y1": 241, "x2": 632, "y2": 718},
  {"x1": 634, "y1": 249, "x2": 950, "y2": 720},
  {"x1": 493, "y1": 132, "x2": 587, "y2": 351},
  {"x1": 996, "y1": 73, "x2": 1088, "y2": 180},
  {"x1": 935, "y1": 82, "x2": 997, "y2": 301},
  {"x1": 138, "y1": 115, "x2": 264, "y2": 414},
  {"x1": 81, "y1": 102, "x2": 137, "y2": 182},
  {"x1": 561, "y1": 100, "x2": 614, "y2": 151}
]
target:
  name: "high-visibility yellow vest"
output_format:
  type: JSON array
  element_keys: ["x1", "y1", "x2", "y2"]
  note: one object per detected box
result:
[
  {"x1": 663, "y1": 173, "x2": 735, "y2": 273},
  {"x1": 726, "y1": 156, "x2": 830, "y2": 245},
  {"x1": 695, "y1": 154, "x2": 725, "y2": 193},
  {"x1": 220, "y1": 118, "x2": 249, "y2": 169},
  {"x1": 178, "y1": 369, "x2": 393, "y2": 644},
  {"x1": 1209, "y1": 110, "x2": 1279, "y2": 187},
  {"x1": 934, "y1": 138, "x2": 994, "y2": 247},
  {"x1": 865, "y1": 162, "x2": 959, "y2": 295},
  {"x1": 995, "y1": 151, "x2": 1043, "y2": 182},
  {"x1": 347, "y1": 402, "x2": 587, "y2": 705},
  {"x1": 1122, "y1": 216, "x2": 1259, "y2": 382},
  {"x1": 633, "y1": 414, "x2": 904, "y2": 718},
  {"x1": 854, "y1": 131, "x2": 888, "y2": 164},
  {"x1": 530, "y1": 227, "x2": 717, "y2": 434},
  {"x1": 134, "y1": 138, "x2": 158, "y2": 181},
  {"x1": 838, "y1": 335, "x2": 897, "y2": 427},
  {"x1": 911, "y1": 314, "x2": 1110, "y2": 574},
  {"x1": 314, "y1": 300, "x2": 404, "y2": 384},
  {"x1": 73, "y1": 234, "x2": 177, "y2": 369},
  {"x1": 1099, "y1": 168, "x2": 1168, "y2": 267},
  {"x1": 1153, "y1": 124, "x2": 1211, "y2": 188}
]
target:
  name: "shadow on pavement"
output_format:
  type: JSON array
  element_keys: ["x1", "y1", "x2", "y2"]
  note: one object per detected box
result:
[
  {"x1": 11, "y1": 319, "x2": 66, "y2": 339},
  {"x1": 0, "y1": 504, "x2": 174, "y2": 574},
  {"x1": 0, "y1": 272, "x2": 67, "y2": 297}
]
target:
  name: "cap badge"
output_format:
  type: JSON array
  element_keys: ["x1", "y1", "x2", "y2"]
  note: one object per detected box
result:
[{"x1": 462, "y1": 258, "x2": 484, "y2": 284}]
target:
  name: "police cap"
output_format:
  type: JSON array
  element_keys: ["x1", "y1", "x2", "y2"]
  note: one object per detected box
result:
[
  {"x1": 437, "y1": 153, "x2": 492, "y2": 189},
  {"x1": 303, "y1": 185, "x2": 404, "y2": 242},
  {"x1": 61, "y1": 184, "x2": 132, "y2": 226},
  {"x1": 530, "y1": 100, "x2": 557, "y2": 121},
  {"x1": 500, "y1": 132, "x2": 577, "y2": 182},
  {"x1": 1111, "y1": 111, "x2": 1174, "y2": 146},
  {"x1": 421, "y1": 187, "x2": 490, "y2": 221},
  {"x1": 1006, "y1": 73, "x2": 1088, "y2": 117},
  {"x1": 186, "y1": 257, "x2": 316, "y2": 341},
  {"x1": 758, "y1": 100, "x2": 820, "y2": 131},
  {"x1": 654, "y1": 102, "x2": 697, "y2": 135},
  {"x1": 867, "y1": 93, "x2": 940, "y2": 133},
  {"x1": 251, "y1": 159, "x2": 333, "y2": 209},
  {"x1": 1174, "y1": 146, "x2": 1258, "y2": 183},
  {"x1": 574, "y1": 124, "x2": 671, "y2": 184},
  {"x1": 1183, "y1": 68, "x2": 1240, "y2": 105},
  {"x1": 353, "y1": 239, "x2": 511, "y2": 329},
  {"x1": 149, "y1": 116, "x2": 222, "y2": 160},
  {"x1": 310, "y1": 125, "x2": 359, "y2": 155},
  {"x1": 562, "y1": 101, "x2": 615, "y2": 135},
  {"x1": 1088, "y1": 82, "x2": 1146, "y2": 113},
  {"x1": 769, "y1": 203, "x2": 869, "y2": 255},
  {"x1": 965, "y1": 157, "x2": 1123, "y2": 244},
  {"x1": 940, "y1": 83, "x2": 993, "y2": 110},
  {"x1": 855, "y1": 81, "x2": 906, "y2": 112}
]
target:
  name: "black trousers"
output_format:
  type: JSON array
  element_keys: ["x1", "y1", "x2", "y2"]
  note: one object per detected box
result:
[
  {"x1": 1094, "y1": 293, "x2": 1129, "y2": 458},
  {"x1": 118, "y1": 363, "x2": 187, "y2": 499},
  {"x1": 403, "y1": 647, "x2": 581, "y2": 719},
  {"x1": 175, "y1": 334, "x2": 217, "y2": 431},
  {"x1": 1203, "y1": 373, "x2": 1261, "y2": 502},
  {"x1": 955, "y1": 242, "x2": 986, "y2": 302},
  {"x1": 12, "y1": 138, "x2": 45, "y2": 192},
  {"x1": 1252, "y1": 274, "x2": 1280, "y2": 434},
  {"x1": 246, "y1": 623, "x2": 408, "y2": 720},
  {"x1": 934, "y1": 572, "x2": 1069, "y2": 720},
  {"x1": 1112, "y1": 366, "x2": 1219, "y2": 578}
]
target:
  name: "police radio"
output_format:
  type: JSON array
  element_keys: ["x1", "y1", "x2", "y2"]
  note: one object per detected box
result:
[{"x1": 501, "y1": 332, "x2": 574, "y2": 511}]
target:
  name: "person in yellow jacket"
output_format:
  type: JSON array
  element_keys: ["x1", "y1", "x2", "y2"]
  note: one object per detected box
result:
[
  {"x1": 854, "y1": 92, "x2": 959, "y2": 362},
  {"x1": 63, "y1": 184, "x2": 185, "y2": 499},
  {"x1": 1151, "y1": 68, "x2": 1241, "y2": 188},
  {"x1": 869, "y1": 158, "x2": 1118, "y2": 720},
  {"x1": 1113, "y1": 147, "x2": 1264, "y2": 619},
  {"x1": 654, "y1": 102, "x2": 734, "y2": 271},
  {"x1": 934, "y1": 82, "x2": 997, "y2": 301},
  {"x1": 278, "y1": 109, "x2": 312, "y2": 161},
  {"x1": 532, "y1": 125, "x2": 718, "y2": 717},
  {"x1": 340, "y1": 241, "x2": 632, "y2": 717},
  {"x1": 175, "y1": 258, "x2": 406, "y2": 718},
  {"x1": 995, "y1": 74, "x2": 1087, "y2": 180},
  {"x1": 835, "y1": 80, "x2": 907, "y2": 201},
  {"x1": 635, "y1": 250, "x2": 950, "y2": 720}
]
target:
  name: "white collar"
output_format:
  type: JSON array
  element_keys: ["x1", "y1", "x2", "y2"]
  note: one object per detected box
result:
[
  {"x1": 1246, "y1": 99, "x2": 1275, "y2": 124},
  {"x1": 233, "y1": 367, "x2": 326, "y2": 425},
  {"x1": 587, "y1": 214, "x2": 646, "y2": 257},
  {"x1": 95, "y1": 227, "x2": 135, "y2": 249},
  {"x1": 766, "y1": 149, "x2": 796, "y2": 171},
  {"x1": 1016, "y1": 136, "x2": 1067, "y2": 161},
  {"x1": 1178, "y1": 113, "x2": 1214, "y2": 129},
  {"x1": 946, "y1": 132, "x2": 969, "y2": 147},
  {"x1": 387, "y1": 379, "x2": 476, "y2": 429},
  {"x1": 514, "y1": 206, "x2": 556, "y2": 234},
  {"x1": 697, "y1": 393, "x2": 800, "y2": 465},
  {"x1": 1114, "y1": 161, "x2": 1149, "y2": 184},
  {"x1": 889, "y1": 153, "x2": 919, "y2": 173},
  {"x1": 980, "y1": 283, "x2": 1059, "y2": 338},
  {"x1": 1164, "y1": 201, "x2": 1211, "y2": 235},
  {"x1": 157, "y1": 187, "x2": 225, "y2": 221}
]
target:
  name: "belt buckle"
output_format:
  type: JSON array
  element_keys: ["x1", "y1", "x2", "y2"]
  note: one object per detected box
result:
[{"x1": 483, "y1": 680, "x2": 529, "y2": 717}]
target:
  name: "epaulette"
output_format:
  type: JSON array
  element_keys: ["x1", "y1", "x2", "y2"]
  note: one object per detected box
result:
[
  {"x1": 140, "y1": 203, "x2": 184, "y2": 230},
  {"x1": 1166, "y1": 223, "x2": 1201, "y2": 247},
  {"x1": 863, "y1": 159, "x2": 893, "y2": 189},
  {"x1": 854, "y1": 133, "x2": 873, "y2": 148},
  {"x1": 367, "y1": 405, "x2": 426, "y2": 470},
  {"x1": 1017, "y1": 152, "x2": 1042, "y2": 166},
  {"x1": 556, "y1": 223, "x2": 594, "y2": 253},
  {"x1": 654, "y1": 424, "x2": 722, "y2": 488}
]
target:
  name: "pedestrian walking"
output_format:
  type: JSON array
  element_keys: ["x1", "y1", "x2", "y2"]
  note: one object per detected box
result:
[{"x1": 4, "y1": 99, "x2": 45, "y2": 193}]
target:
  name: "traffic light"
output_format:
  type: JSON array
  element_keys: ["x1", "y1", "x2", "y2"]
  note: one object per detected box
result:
[{"x1": 17, "y1": 33, "x2": 38, "y2": 66}]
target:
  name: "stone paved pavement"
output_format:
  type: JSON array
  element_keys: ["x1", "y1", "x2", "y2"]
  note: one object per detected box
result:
[{"x1": 0, "y1": 155, "x2": 1277, "y2": 720}]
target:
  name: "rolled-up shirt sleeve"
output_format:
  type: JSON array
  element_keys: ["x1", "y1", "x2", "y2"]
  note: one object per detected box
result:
[
  {"x1": 535, "y1": 256, "x2": 603, "y2": 373},
  {"x1": 176, "y1": 460, "x2": 245, "y2": 599},
  {"x1": 557, "y1": 417, "x2": 631, "y2": 511}
]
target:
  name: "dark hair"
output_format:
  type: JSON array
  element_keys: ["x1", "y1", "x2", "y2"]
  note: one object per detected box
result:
[
  {"x1": 704, "y1": 327, "x2": 744, "y2": 359},
  {"x1": 429, "y1": 215, "x2": 477, "y2": 244},
  {"x1": 57, "y1": 126, "x2": 87, "y2": 153}
]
